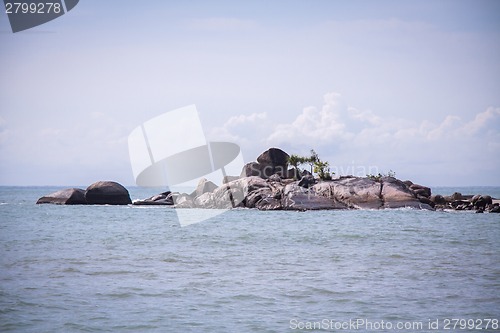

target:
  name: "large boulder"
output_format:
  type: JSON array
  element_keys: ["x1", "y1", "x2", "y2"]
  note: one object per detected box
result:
[
  {"x1": 430, "y1": 194, "x2": 446, "y2": 205},
  {"x1": 255, "y1": 147, "x2": 290, "y2": 178},
  {"x1": 282, "y1": 183, "x2": 345, "y2": 210},
  {"x1": 257, "y1": 147, "x2": 289, "y2": 167},
  {"x1": 174, "y1": 194, "x2": 195, "y2": 208},
  {"x1": 211, "y1": 177, "x2": 262, "y2": 209},
  {"x1": 313, "y1": 177, "x2": 383, "y2": 209},
  {"x1": 381, "y1": 177, "x2": 432, "y2": 209},
  {"x1": 245, "y1": 187, "x2": 274, "y2": 208},
  {"x1": 194, "y1": 192, "x2": 215, "y2": 208},
  {"x1": 212, "y1": 184, "x2": 245, "y2": 209},
  {"x1": 85, "y1": 181, "x2": 132, "y2": 205},
  {"x1": 36, "y1": 188, "x2": 87, "y2": 205},
  {"x1": 225, "y1": 176, "x2": 270, "y2": 195},
  {"x1": 240, "y1": 162, "x2": 266, "y2": 178},
  {"x1": 409, "y1": 184, "x2": 431, "y2": 198}
]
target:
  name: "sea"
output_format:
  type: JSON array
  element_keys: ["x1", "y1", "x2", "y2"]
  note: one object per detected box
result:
[{"x1": 0, "y1": 186, "x2": 499, "y2": 333}]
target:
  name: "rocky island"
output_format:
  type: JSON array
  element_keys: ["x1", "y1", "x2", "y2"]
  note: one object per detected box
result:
[{"x1": 37, "y1": 148, "x2": 499, "y2": 213}]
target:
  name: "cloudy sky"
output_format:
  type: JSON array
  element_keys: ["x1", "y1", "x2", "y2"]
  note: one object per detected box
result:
[{"x1": 1, "y1": 0, "x2": 499, "y2": 186}]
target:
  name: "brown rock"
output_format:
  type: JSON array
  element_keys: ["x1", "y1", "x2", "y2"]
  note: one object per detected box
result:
[
  {"x1": 381, "y1": 177, "x2": 432, "y2": 209},
  {"x1": 430, "y1": 194, "x2": 446, "y2": 205},
  {"x1": 313, "y1": 177, "x2": 382, "y2": 209},
  {"x1": 36, "y1": 188, "x2": 87, "y2": 205},
  {"x1": 85, "y1": 181, "x2": 132, "y2": 205},
  {"x1": 410, "y1": 184, "x2": 431, "y2": 198},
  {"x1": 282, "y1": 184, "x2": 344, "y2": 210}
]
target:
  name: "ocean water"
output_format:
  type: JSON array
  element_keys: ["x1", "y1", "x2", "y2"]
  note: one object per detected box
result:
[{"x1": 0, "y1": 186, "x2": 499, "y2": 333}]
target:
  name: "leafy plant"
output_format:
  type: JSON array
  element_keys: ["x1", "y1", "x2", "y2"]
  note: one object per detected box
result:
[
  {"x1": 287, "y1": 149, "x2": 334, "y2": 180},
  {"x1": 367, "y1": 170, "x2": 396, "y2": 182},
  {"x1": 287, "y1": 154, "x2": 307, "y2": 180},
  {"x1": 314, "y1": 160, "x2": 333, "y2": 180},
  {"x1": 307, "y1": 149, "x2": 319, "y2": 174}
]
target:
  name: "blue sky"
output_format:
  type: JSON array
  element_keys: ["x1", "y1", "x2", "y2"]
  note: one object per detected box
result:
[{"x1": 0, "y1": 0, "x2": 499, "y2": 186}]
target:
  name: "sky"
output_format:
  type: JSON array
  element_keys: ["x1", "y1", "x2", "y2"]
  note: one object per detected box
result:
[{"x1": 0, "y1": 0, "x2": 499, "y2": 187}]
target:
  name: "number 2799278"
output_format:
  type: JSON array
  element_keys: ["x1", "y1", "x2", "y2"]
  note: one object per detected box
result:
[{"x1": 5, "y1": 2, "x2": 62, "y2": 14}]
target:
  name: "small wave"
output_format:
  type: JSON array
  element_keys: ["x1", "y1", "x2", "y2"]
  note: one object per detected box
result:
[
  {"x1": 95, "y1": 292, "x2": 133, "y2": 299},
  {"x1": 389, "y1": 254, "x2": 405, "y2": 259},
  {"x1": 162, "y1": 257, "x2": 180, "y2": 263},
  {"x1": 61, "y1": 267, "x2": 81, "y2": 273},
  {"x1": 86, "y1": 270, "x2": 135, "y2": 276}
]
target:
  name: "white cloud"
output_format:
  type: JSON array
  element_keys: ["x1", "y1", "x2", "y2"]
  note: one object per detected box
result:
[
  {"x1": 267, "y1": 92, "x2": 353, "y2": 144},
  {"x1": 425, "y1": 115, "x2": 462, "y2": 140},
  {"x1": 461, "y1": 107, "x2": 500, "y2": 135},
  {"x1": 224, "y1": 112, "x2": 267, "y2": 127},
  {"x1": 348, "y1": 107, "x2": 382, "y2": 126},
  {"x1": 219, "y1": 91, "x2": 500, "y2": 185},
  {"x1": 208, "y1": 112, "x2": 269, "y2": 143}
]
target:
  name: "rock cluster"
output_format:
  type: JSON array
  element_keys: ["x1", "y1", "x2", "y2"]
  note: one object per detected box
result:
[
  {"x1": 132, "y1": 191, "x2": 174, "y2": 205},
  {"x1": 133, "y1": 147, "x2": 497, "y2": 213},
  {"x1": 37, "y1": 181, "x2": 131, "y2": 205},
  {"x1": 428, "y1": 192, "x2": 499, "y2": 213},
  {"x1": 136, "y1": 174, "x2": 434, "y2": 211},
  {"x1": 36, "y1": 147, "x2": 498, "y2": 213}
]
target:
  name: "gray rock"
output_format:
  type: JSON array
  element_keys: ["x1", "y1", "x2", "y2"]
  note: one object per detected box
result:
[
  {"x1": 194, "y1": 192, "x2": 215, "y2": 208},
  {"x1": 133, "y1": 191, "x2": 174, "y2": 205},
  {"x1": 240, "y1": 162, "x2": 266, "y2": 178},
  {"x1": 418, "y1": 195, "x2": 434, "y2": 207},
  {"x1": 490, "y1": 204, "x2": 500, "y2": 213},
  {"x1": 267, "y1": 174, "x2": 282, "y2": 183},
  {"x1": 193, "y1": 178, "x2": 218, "y2": 197},
  {"x1": 254, "y1": 147, "x2": 290, "y2": 178},
  {"x1": 285, "y1": 168, "x2": 300, "y2": 180},
  {"x1": 380, "y1": 177, "x2": 430, "y2": 209},
  {"x1": 313, "y1": 177, "x2": 382, "y2": 209},
  {"x1": 403, "y1": 180, "x2": 413, "y2": 187},
  {"x1": 472, "y1": 195, "x2": 490, "y2": 210},
  {"x1": 225, "y1": 176, "x2": 270, "y2": 195},
  {"x1": 222, "y1": 175, "x2": 240, "y2": 184},
  {"x1": 245, "y1": 187, "x2": 273, "y2": 208},
  {"x1": 36, "y1": 188, "x2": 87, "y2": 205},
  {"x1": 451, "y1": 200, "x2": 469, "y2": 208},
  {"x1": 212, "y1": 185, "x2": 245, "y2": 209},
  {"x1": 85, "y1": 181, "x2": 132, "y2": 205},
  {"x1": 186, "y1": 173, "x2": 440, "y2": 212},
  {"x1": 483, "y1": 195, "x2": 493, "y2": 206},
  {"x1": 174, "y1": 194, "x2": 195, "y2": 208},
  {"x1": 257, "y1": 147, "x2": 289, "y2": 168},
  {"x1": 282, "y1": 185, "x2": 344, "y2": 210},
  {"x1": 298, "y1": 174, "x2": 316, "y2": 188},
  {"x1": 410, "y1": 184, "x2": 431, "y2": 198},
  {"x1": 430, "y1": 194, "x2": 446, "y2": 205},
  {"x1": 255, "y1": 197, "x2": 282, "y2": 210},
  {"x1": 212, "y1": 177, "x2": 266, "y2": 209}
]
